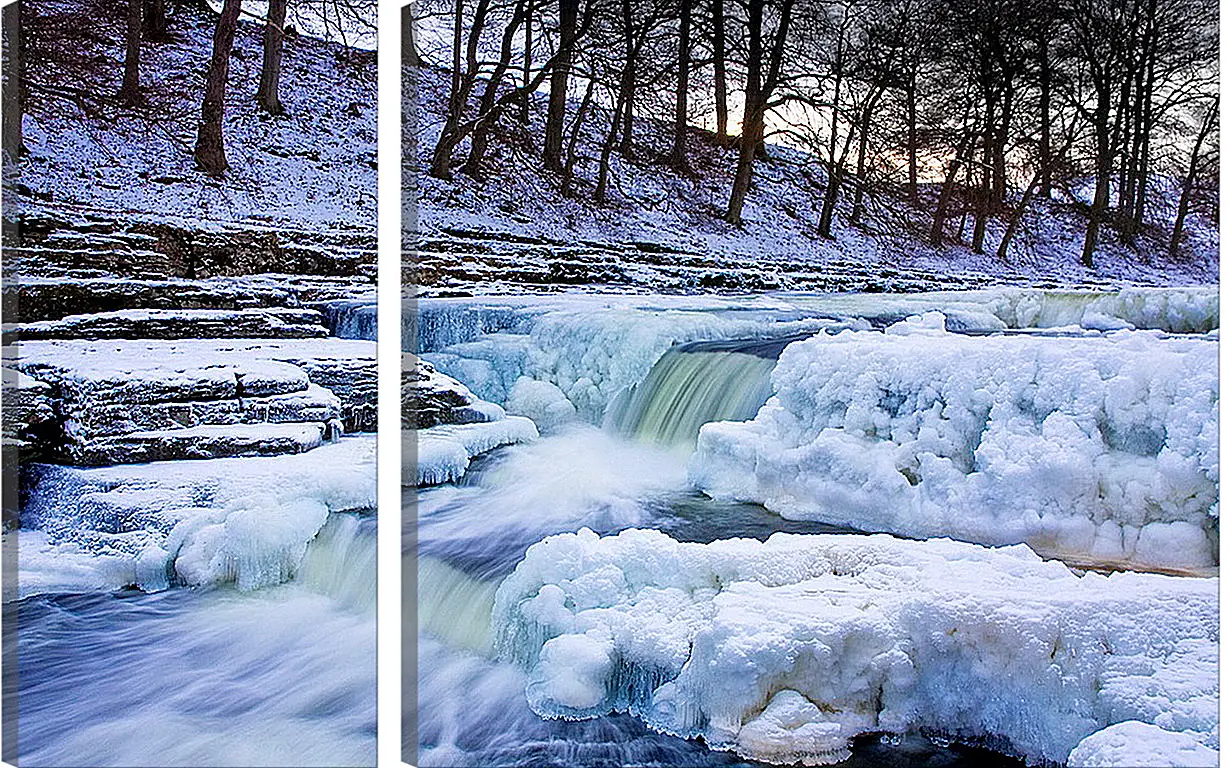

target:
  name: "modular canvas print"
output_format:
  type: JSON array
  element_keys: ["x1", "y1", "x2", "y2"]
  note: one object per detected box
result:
[
  {"x1": 1, "y1": 0, "x2": 378, "y2": 763},
  {"x1": 406, "y1": 0, "x2": 1218, "y2": 766}
]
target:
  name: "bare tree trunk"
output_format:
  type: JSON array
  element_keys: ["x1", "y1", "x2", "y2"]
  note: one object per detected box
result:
[
  {"x1": 905, "y1": 74, "x2": 918, "y2": 204},
  {"x1": 2, "y1": 0, "x2": 22, "y2": 162},
  {"x1": 725, "y1": 0, "x2": 793, "y2": 225},
  {"x1": 711, "y1": 0, "x2": 728, "y2": 143},
  {"x1": 998, "y1": 126, "x2": 1075, "y2": 261},
  {"x1": 193, "y1": 0, "x2": 241, "y2": 176},
  {"x1": 465, "y1": 0, "x2": 527, "y2": 175},
  {"x1": 145, "y1": 0, "x2": 166, "y2": 39},
  {"x1": 119, "y1": 0, "x2": 143, "y2": 105},
  {"x1": 725, "y1": 0, "x2": 762, "y2": 226},
  {"x1": 930, "y1": 132, "x2": 971, "y2": 246},
  {"x1": 256, "y1": 0, "x2": 288, "y2": 115},
  {"x1": 971, "y1": 100, "x2": 994, "y2": 253},
  {"x1": 562, "y1": 77, "x2": 596, "y2": 197},
  {"x1": 431, "y1": 0, "x2": 492, "y2": 178},
  {"x1": 430, "y1": 0, "x2": 465, "y2": 178},
  {"x1": 1038, "y1": 35, "x2": 1052, "y2": 197},
  {"x1": 1081, "y1": 121, "x2": 1112, "y2": 268},
  {"x1": 596, "y1": 90, "x2": 627, "y2": 203},
  {"x1": 1169, "y1": 101, "x2": 1216, "y2": 257},
  {"x1": 192, "y1": 0, "x2": 240, "y2": 175},
  {"x1": 817, "y1": 164, "x2": 843, "y2": 238},
  {"x1": 520, "y1": 0, "x2": 532, "y2": 124},
  {"x1": 849, "y1": 89, "x2": 884, "y2": 226},
  {"x1": 618, "y1": 0, "x2": 635, "y2": 157},
  {"x1": 726, "y1": 108, "x2": 762, "y2": 225},
  {"x1": 669, "y1": 0, "x2": 690, "y2": 171},
  {"x1": 544, "y1": 0, "x2": 578, "y2": 171}
]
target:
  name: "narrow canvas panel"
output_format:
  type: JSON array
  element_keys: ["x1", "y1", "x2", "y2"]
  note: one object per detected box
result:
[
  {"x1": 1, "y1": 0, "x2": 378, "y2": 763},
  {"x1": 405, "y1": 1, "x2": 1218, "y2": 767}
]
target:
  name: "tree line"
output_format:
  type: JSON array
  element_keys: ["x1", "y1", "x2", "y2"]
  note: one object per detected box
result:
[
  {"x1": 3, "y1": 0, "x2": 373, "y2": 178},
  {"x1": 416, "y1": 0, "x2": 1218, "y2": 264}
]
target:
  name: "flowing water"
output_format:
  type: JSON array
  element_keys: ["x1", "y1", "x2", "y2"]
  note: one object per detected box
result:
[
  {"x1": 12, "y1": 513, "x2": 377, "y2": 767},
  {"x1": 411, "y1": 333, "x2": 1026, "y2": 767},
  {"x1": 604, "y1": 335, "x2": 810, "y2": 449}
]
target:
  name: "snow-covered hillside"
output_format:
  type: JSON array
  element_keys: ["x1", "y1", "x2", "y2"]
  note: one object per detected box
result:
[
  {"x1": 11, "y1": 0, "x2": 376, "y2": 229},
  {"x1": 410, "y1": 65, "x2": 1218, "y2": 292}
]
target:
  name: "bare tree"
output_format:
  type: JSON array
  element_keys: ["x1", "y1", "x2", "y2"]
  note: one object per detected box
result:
[
  {"x1": 119, "y1": 0, "x2": 142, "y2": 105},
  {"x1": 1169, "y1": 98, "x2": 1217, "y2": 257},
  {"x1": 726, "y1": 0, "x2": 796, "y2": 225},
  {"x1": 193, "y1": 0, "x2": 242, "y2": 176},
  {"x1": 544, "y1": 0, "x2": 579, "y2": 170},
  {"x1": 669, "y1": 0, "x2": 690, "y2": 170},
  {"x1": 257, "y1": 0, "x2": 289, "y2": 115}
]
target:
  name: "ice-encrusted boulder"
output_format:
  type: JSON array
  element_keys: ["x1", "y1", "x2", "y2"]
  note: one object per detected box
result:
[
  {"x1": 1067, "y1": 721, "x2": 1218, "y2": 767},
  {"x1": 9, "y1": 338, "x2": 376, "y2": 464},
  {"x1": 9, "y1": 307, "x2": 329, "y2": 340},
  {"x1": 493, "y1": 528, "x2": 1218, "y2": 766},
  {"x1": 17, "y1": 436, "x2": 375, "y2": 594},
  {"x1": 406, "y1": 357, "x2": 539, "y2": 486},
  {"x1": 403, "y1": 355, "x2": 505, "y2": 429},
  {"x1": 692, "y1": 321, "x2": 1219, "y2": 572}
]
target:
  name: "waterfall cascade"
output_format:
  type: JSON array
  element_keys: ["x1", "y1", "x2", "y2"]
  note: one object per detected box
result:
[{"x1": 605, "y1": 334, "x2": 811, "y2": 448}]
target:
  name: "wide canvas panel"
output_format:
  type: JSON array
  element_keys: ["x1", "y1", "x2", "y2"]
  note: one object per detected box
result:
[{"x1": 404, "y1": 1, "x2": 1218, "y2": 766}]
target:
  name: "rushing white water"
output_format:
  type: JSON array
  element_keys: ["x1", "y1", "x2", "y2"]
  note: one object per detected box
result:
[{"x1": 14, "y1": 513, "x2": 376, "y2": 767}]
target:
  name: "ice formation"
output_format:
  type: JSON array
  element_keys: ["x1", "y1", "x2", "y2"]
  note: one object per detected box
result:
[
  {"x1": 19, "y1": 436, "x2": 376, "y2": 592},
  {"x1": 692, "y1": 320, "x2": 1219, "y2": 572},
  {"x1": 418, "y1": 288, "x2": 1215, "y2": 442},
  {"x1": 414, "y1": 417, "x2": 540, "y2": 486},
  {"x1": 493, "y1": 528, "x2": 1218, "y2": 766},
  {"x1": 423, "y1": 299, "x2": 829, "y2": 422}
]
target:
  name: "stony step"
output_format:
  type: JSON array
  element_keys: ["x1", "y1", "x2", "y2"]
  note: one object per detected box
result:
[
  {"x1": 8, "y1": 308, "x2": 329, "y2": 341},
  {"x1": 73, "y1": 422, "x2": 335, "y2": 465},
  {"x1": 10, "y1": 338, "x2": 376, "y2": 465}
]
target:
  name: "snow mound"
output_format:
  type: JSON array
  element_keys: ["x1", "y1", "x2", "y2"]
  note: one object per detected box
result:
[
  {"x1": 1068, "y1": 721, "x2": 1218, "y2": 767},
  {"x1": 493, "y1": 528, "x2": 1218, "y2": 766},
  {"x1": 691, "y1": 324, "x2": 1218, "y2": 572},
  {"x1": 19, "y1": 436, "x2": 376, "y2": 593}
]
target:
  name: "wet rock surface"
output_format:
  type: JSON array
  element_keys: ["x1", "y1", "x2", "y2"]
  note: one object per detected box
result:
[{"x1": 403, "y1": 357, "x2": 497, "y2": 430}]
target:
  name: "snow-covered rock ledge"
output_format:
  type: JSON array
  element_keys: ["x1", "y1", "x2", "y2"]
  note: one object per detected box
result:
[
  {"x1": 692, "y1": 316, "x2": 1219, "y2": 573},
  {"x1": 493, "y1": 528, "x2": 1218, "y2": 766},
  {"x1": 8, "y1": 337, "x2": 377, "y2": 464}
]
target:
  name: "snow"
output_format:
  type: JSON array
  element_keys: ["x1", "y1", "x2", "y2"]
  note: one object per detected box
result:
[
  {"x1": 1067, "y1": 721, "x2": 1219, "y2": 767},
  {"x1": 14, "y1": 336, "x2": 378, "y2": 375},
  {"x1": 691, "y1": 321, "x2": 1218, "y2": 572},
  {"x1": 492, "y1": 528, "x2": 1218, "y2": 766},
  {"x1": 414, "y1": 417, "x2": 540, "y2": 487},
  {"x1": 19, "y1": 436, "x2": 376, "y2": 593},
  {"x1": 16, "y1": 0, "x2": 376, "y2": 230}
]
